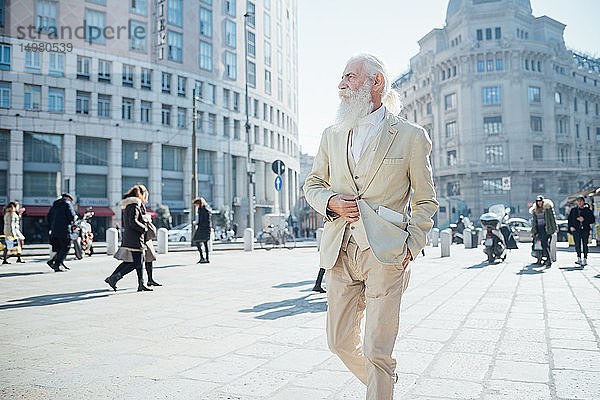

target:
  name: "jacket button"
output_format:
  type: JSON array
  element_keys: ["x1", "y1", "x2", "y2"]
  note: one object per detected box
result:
[
  {"x1": 354, "y1": 176, "x2": 359, "y2": 179},
  {"x1": 350, "y1": 226, "x2": 355, "y2": 230}
]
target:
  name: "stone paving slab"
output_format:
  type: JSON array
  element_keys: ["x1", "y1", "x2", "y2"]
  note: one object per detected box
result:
[{"x1": 0, "y1": 243, "x2": 599, "y2": 399}]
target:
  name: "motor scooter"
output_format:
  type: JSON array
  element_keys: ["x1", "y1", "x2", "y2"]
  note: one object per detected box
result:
[
  {"x1": 480, "y1": 205, "x2": 518, "y2": 263},
  {"x1": 70, "y1": 210, "x2": 95, "y2": 260}
]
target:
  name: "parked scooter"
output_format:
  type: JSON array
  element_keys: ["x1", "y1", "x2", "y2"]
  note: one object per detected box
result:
[
  {"x1": 480, "y1": 204, "x2": 518, "y2": 263},
  {"x1": 70, "y1": 209, "x2": 94, "y2": 260}
]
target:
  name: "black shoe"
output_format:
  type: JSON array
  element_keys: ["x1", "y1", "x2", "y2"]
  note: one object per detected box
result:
[
  {"x1": 197, "y1": 257, "x2": 206, "y2": 264},
  {"x1": 147, "y1": 280, "x2": 162, "y2": 287},
  {"x1": 200, "y1": 259, "x2": 209, "y2": 264},
  {"x1": 312, "y1": 286, "x2": 326, "y2": 293},
  {"x1": 2, "y1": 260, "x2": 9, "y2": 265},
  {"x1": 137, "y1": 284, "x2": 153, "y2": 292},
  {"x1": 17, "y1": 258, "x2": 25, "y2": 263},
  {"x1": 104, "y1": 272, "x2": 121, "y2": 291},
  {"x1": 47, "y1": 260, "x2": 59, "y2": 271}
]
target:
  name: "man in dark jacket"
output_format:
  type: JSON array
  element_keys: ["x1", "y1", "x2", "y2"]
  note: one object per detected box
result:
[
  {"x1": 568, "y1": 196, "x2": 595, "y2": 266},
  {"x1": 47, "y1": 193, "x2": 76, "y2": 271}
]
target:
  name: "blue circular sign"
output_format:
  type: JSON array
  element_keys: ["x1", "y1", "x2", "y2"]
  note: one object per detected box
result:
[{"x1": 274, "y1": 175, "x2": 282, "y2": 191}]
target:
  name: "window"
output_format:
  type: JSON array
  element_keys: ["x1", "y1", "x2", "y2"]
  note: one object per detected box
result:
[
  {"x1": 485, "y1": 145, "x2": 503, "y2": 163},
  {"x1": 177, "y1": 107, "x2": 186, "y2": 128},
  {"x1": 585, "y1": 100, "x2": 589, "y2": 115},
  {"x1": 162, "y1": 104, "x2": 171, "y2": 125},
  {"x1": 167, "y1": 0, "x2": 183, "y2": 27},
  {"x1": 247, "y1": 31, "x2": 256, "y2": 58},
  {"x1": 0, "y1": 81, "x2": 10, "y2": 108},
  {"x1": 162, "y1": 72, "x2": 171, "y2": 93},
  {"x1": 122, "y1": 176, "x2": 148, "y2": 196},
  {"x1": 556, "y1": 118, "x2": 567, "y2": 134},
  {"x1": 277, "y1": 78, "x2": 283, "y2": 101},
  {"x1": 24, "y1": 84, "x2": 41, "y2": 110},
  {"x1": 445, "y1": 121, "x2": 456, "y2": 138},
  {"x1": 476, "y1": 29, "x2": 482, "y2": 41},
  {"x1": 162, "y1": 146, "x2": 185, "y2": 171},
  {"x1": 576, "y1": 124, "x2": 580, "y2": 138},
  {"x1": 35, "y1": 0, "x2": 58, "y2": 33},
  {"x1": 75, "y1": 173, "x2": 107, "y2": 199},
  {"x1": 141, "y1": 68, "x2": 152, "y2": 89},
  {"x1": 532, "y1": 178, "x2": 545, "y2": 193},
  {"x1": 486, "y1": 59, "x2": 493, "y2": 72},
  {"x1": 253, "y1": 99, "x2": 259, "y2": 118},
  {"x1": 130, "y1": 0, "x2": 147, "y2": 15},
  {"x1": 233, "y1": 92, "x2": 240, "y2": 112},
  {"x1": 0, "y1": 44, "x2": 10, "y2": 70},
  {"x1": 495, "y1": 27, "x2": 501, "y2": 39},
  {"x1": 234, "y1": 119, "x2": 241, "y2": 139},
  {"x1": 247, "y1": 61, "x2": 256, "y2": 88},
  {"x1": 276, "y1": 24, "x2": 282, "y2": 47},
  {"x1": 76, "y1": 137, "x2": 108, "y2": 166},
  {"x1": 85, "y1": 9, "x2": 106, "y2": 44},
  {"x1": 225, "y1": 0, "x2": 236, "y2": 17},
  {"x1": 247, "y1": 1, "x2": 255, "y2": 26},
  {"x1": 597, "y1": 127, "x2": 600, "y2": 141},
  {"x1": 447, "y1": 181, "x2": 460, "y2": 196},
  {"x1": 208, "y1": 113, "x2": 216, "y2": 134},
  {"x1": 426, "y1": 102, "x2": 432, "y2": 115},
  {"x1": 264, "y1": 12, "x2": 271, "y2": 37},
  {"x1": 140, "y1": 100, "x2": 151, "y2": 123},
  {"x1": 162, "y1": 178, "x2": 183, "y2": 201},
  {"x1": 225, "y1": 51, "x2": 237, "y2": 80},
  {"x1": 264, "y1": 0, "x2": 270, "y2": 10},
  {"x1": 199, "y1": 41, "x2": 213, "y2": 70},
  {"x1": 129, "y1": 20, "x2": 147, "y2": 52},
  {"x1": 49, "y1": 52, "x2": 64, "y2": 76},
  {"x1": 23, "y1": 172, "x2": 59, "y2": 198},
  {"x1": 444, "y1": 93, "x2": 456, "y2": 110},
  {"x1": 483, "y1": 179, "x2": 502, "y2": 194},
  {"x1": 533, "y1": 145, "x2": 543, "y2": 160},
  {"x1": 97, "y1": 59, "x2": 111, "y2": 82},
  {"x1": 196, "y1": 111, "x2": 204, "y2": 132},
  {"x1": 98, "y1": 94, "x2": 111, "y2": 118},
  {"x1": 528, "y1": 86, "x2": 541, "y2": 103},
  {"x1": 555, "y1": 91, "x2": 562, "y2": 104},
  {"x1": 177, "y1": 76, "x2": 186, "y2": 96},
  {"x1": 574, "y1": 97, "x2": 578, "y2": 112},
  {"x1": 205, "y1": 84, "x2": 215, "y2": 104},
  {"x1": 587, "y1": 126, "x2": 591, "y2": 140},
  {"x1": 496, "y1": 59, "x2": 503, "y2": 71},
  {"x1": 264, "y1": 40, "x2": 272, "y2": 66},
  {"x1": 122, "y1": 64, "x2": 134, "y2": 86},
  {"x1": 225, "y1": 20, "x2": 236, "y2": 48},
  {"x1": 168, "y1": 30, "x2": 183, "y2": 62},
  {"x1": 223, "y1": 117, "x2": 230, "y2": 137},
  {"x1": 530, "y1": 116, "x2": 543, "y2": 132},
  {"x1": 277, "y1": 51, "x2": 283, "y2": 73},
  {"x1": 77, "y1": 56, "x2": 91, "y2": 79},
  {"x1": 122, "y1": 141, "x2": 149, "y2": 168},
  {"x1": 24, "y1": 50, "x2": 41, "y2": 73},
  {"x1": 447, "y1": 150, "x2": 457, "y2": 166},
  {"x1": 122, "y1": 97, "x2": 134, "y2": 120},
  {"x1": 24, "y1": 132, "x2": 61, "y2": 163},
  {"x1": 477, "y1": 60, "x2": 484, "y2": 72},
  {"x1": 485, "y1": 28, "x2": 492, "y2": 40},
  {"x1": 199, "y1": 7, "x2": 212, "y2": 37},
  {"x1": 48, "y1": 87, "x2": 64, "y2": 112},
  {"x1": 482, "y1": 87, "x2": 501, "y2": 104},
  {"x1": 483, "y1": 116, "x2": 502, "y2": 135}
]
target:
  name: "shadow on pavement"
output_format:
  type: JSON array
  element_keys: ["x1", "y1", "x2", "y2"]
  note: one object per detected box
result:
[
  {"x1": 0, "y1": 272, "x2": 45, "y2": 278},
  {"x1": 517, "y1": 263, "x2": 547, "y2": 275},
  {"x1": 465, "y1": 261, "x2": 488, "y2": 269},
  {"x1": 272, "y1": 280, "x2": 313, "y2": 288},
  {"x1": 557, "y1": 245, "x2": 600, "y2": 254},
  {"x1": 0, "y1": 289, "x2": 109, "y2": 310},
  {"x1": 239, "y1": 294, "x2": 327, "y2": 319},
  {"x1": 153, "y1": 264, "x2": 188, "y2": 269},
  {"x1": 558, "y1": 265, "x2": 585, "y2": 272}
]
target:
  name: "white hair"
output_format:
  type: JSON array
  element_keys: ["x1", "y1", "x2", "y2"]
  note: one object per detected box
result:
[
  {"x1": 335, "y1": 80, "x2": 373, "y2": 132},
  {"x1": 346, "y1": 53, "x2": 402, "y2": 115}
]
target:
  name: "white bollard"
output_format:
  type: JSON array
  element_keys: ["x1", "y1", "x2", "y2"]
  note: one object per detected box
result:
[
  {"x1": 157, "y1": 228, "x2": 168, "y2": 254},
  {"x1": 464, "y1": 228, "x2": 472, "y2": 249},
  {"x1": 431, "y1": 228, "x2": 439, "y2": 247},
  {"x1": 440, "y1": 229, "x2": 451, "y2": 257},
  {"x1": 316, "y1": 228, "x2": 324, "y2": 251},
  {"x1": 244, "y1": 228, "x2": 254, "y2": 252},
  {"x1": 208, "y1": 229, "x2": 214, "y2": 252},
  {"x1": 550, "y1": 232, "x2": 557, "y2": 262},
  {"x1": 106, "y1": 228, "x2": 118, "y2": 255}
]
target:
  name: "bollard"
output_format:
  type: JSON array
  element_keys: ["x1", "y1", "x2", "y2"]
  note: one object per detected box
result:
[
  {"x1": 464, "y1": 228, "x2": 472, "y2": 249},
  {"x1": 472, "y1": 229, "x2": 480, "y2": 248},
  {"x1": 477, "y1": 228, "x2": 484, "y2": 246},
  {"x1": 157, "y1": 227, "x2": 168, "y2": 254},
  {"x1": 316, "y1": 228, "x2": 324, "y2": 251},
  {"x1": 440, "y1": 229, "x2": 451, "y2": 257},
  {"x1": 106, "y1": 228, "x2": 118, "y2": 255},
  {"x1": 550, "y1": 232, "x2": 557, "y2": 262},
  {"x1": 431, "y1": 228, "x2": 439, "y2": 247},
  {"x1": 208, "y1": 229, "x2": 214, "y2": 252},
  {"x1": 244, "y1": 228, "x2": 254, "y2": 252}
]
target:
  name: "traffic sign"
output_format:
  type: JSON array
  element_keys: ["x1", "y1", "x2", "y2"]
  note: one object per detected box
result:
[
  {"x1": 274, "y1": 175, "x2": 282, "y2": 191},
  {"x1": 272, "y1": 160, "x2": 285, "y2": 175},
  {"x1": 502, "y1": 176, "x2": 511, "y2": 191}
]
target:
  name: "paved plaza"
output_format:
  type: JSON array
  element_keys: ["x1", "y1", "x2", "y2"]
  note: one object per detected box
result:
[{"x1": 1, "y1": 243, "x2": 599, "y2": 399}]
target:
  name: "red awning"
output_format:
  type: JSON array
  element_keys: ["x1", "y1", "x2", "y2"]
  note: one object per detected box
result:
[
  {"x1": 145, "y1": 208, "x2": 158, "y2": 218},
  {"x1": 79, "y1": 206, "x2": 115, "y2": 217},
  {"x1": 22, "y1": 205, "x2": 51, "y2": 216}
]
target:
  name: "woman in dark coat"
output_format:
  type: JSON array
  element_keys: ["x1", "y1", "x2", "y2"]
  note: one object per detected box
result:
[
  {"x1": 192, "y1": 197, "x2": 212, "y2": 263},
  {"x1": 104, "y1": 185, "x2": 152, "y2": 292}
]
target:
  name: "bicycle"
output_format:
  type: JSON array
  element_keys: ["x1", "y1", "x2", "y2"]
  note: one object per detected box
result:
[{"x1": 257, "y1": 224, "x2": 296, "y2": 250}]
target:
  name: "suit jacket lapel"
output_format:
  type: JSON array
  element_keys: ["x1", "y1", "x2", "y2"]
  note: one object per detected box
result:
[{"x1": 359, "y1": 112, "x2": 398, "y2": 197}]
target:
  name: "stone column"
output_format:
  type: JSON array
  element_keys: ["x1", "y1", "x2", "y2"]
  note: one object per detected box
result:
[
  {"x1": 109, "y1": 138, "x2": 122, "y2": 226},
  {"x1": 62, "y1": 133, "x2": 76, "y2": 196},
  {"x1": 183, "y1": 145, "x2": 192, "y2": 223},
  {"x1": 149, "y1": 142, "x2": 162, "y2": 208},
  {"x1": 9, "y1": 130, "x2": 23, "y2": 202}
]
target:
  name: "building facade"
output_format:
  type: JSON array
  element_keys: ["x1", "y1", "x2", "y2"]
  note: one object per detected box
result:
[
  {"x1": 0, "y1": 0, "x2": 300, "y2": 241},
  {"x1": 393, "y1": 0, "x2": 600, "y2": 223}
]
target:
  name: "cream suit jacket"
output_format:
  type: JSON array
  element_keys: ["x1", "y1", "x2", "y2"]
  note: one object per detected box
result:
[{"x1": 303, "y1": 111, "x2": 438, "y2": 269}]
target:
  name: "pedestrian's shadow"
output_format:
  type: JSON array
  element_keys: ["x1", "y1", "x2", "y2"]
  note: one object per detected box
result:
[
  {"x1": 239, "y1": 294, "x2": 327, "y2": 320},
  {"x1": 272, "y1": 280, "x2": 313, "y2": 288},
  {"x1": 559, "y1": 265, "x2": 584, "y2": 272},
  {"x1": 0, "y1": 271, "x2": 45, "y2": 278},
  {"x1": 0, "y1": 289, "x2": 109, "y2": 310},
  {"x1": 465, "y1": 261, "x2": 488, "y2": 269},
  {"x1": 517, "y1": 264, "x2": 546, "y2": 275},
  {"x1": 153, "y1": 264, "x2": 187, "y2": 269}
]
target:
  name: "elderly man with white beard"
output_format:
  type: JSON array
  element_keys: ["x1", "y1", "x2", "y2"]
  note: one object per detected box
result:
[{"x1": 303, "y1": 54, "x2": 438, "y2": 400}]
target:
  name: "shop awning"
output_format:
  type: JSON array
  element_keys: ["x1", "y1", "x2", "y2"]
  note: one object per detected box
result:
[
  {"x1": 79, "y1": 206, "x2": 115, "y2": 217},
  {"x1": 22, "y1": 205, "x2": 51, "y2": 216},
  {"x1": 560, "y1": 187, "x2": 600, "y2": 207},
  {"x1": 145, "y1": 208, "x2": 159, "y2": 218}
]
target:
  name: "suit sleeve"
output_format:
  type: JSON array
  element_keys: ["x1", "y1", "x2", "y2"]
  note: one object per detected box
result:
[
  {"x1": 406, "y1": 128, "x2": 439, "y2": 258},
  {"x1": 302, "y1": 129, "x2": 339, "y2": 222}
]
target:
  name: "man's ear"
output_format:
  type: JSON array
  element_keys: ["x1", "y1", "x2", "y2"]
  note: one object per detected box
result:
[{"x1": 374, "y1": 72, "x2": 384, "y2": 89}]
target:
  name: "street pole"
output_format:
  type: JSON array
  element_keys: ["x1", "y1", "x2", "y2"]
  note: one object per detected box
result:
[
  {"x1": 191, "y1": 88, "x2": 198, "y2": 243},
  {"x1": 244, "y1": 12, "x2": 255, "y2": 232}
]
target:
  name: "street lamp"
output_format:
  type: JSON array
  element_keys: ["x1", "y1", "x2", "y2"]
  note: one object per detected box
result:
[{"x1": 244, "y1": 11, "x2": 256, "y2": 233}]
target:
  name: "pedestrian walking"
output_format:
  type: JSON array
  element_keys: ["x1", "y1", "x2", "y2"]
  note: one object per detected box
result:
[
  {"x1": 139, "y1": 186, "x2": 161, "y2": 286},
  {"x1": 192, "y1": 197, "x2": 212, "y2": 263},
  {"x1": 3, "y1": 202, "x2": 25, "y2": 264},
  {"x1": 46, "y1": 193, "x2": 76, "y2": 272},
  {"x1": 104, "y1": 185, "x2": 152, "y2": 292},
  {"x1": 530, "y1": 195, "x2": 558, "y2": 267},
  {"x1": 303, "y1": 54, "x2": 438, "y2": 400},
  {"x1": 568, "y1": 196, "x2": 595, "y2": 266}
]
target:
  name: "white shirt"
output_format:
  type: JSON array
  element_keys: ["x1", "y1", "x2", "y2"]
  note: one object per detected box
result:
[{"x1": 349, "y1": 105, "x2": 386, "y2": 163}]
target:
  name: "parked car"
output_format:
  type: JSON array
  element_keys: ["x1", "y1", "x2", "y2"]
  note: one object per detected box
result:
[
  {"x1": 168, "y1": 223, "x2": 191, "y2": 242},
  {"x1": 556, "y1": 219, "x2": 569, "y2": 242},
  {"x1": 507, "y1": 217, "x2": 533, "y2": 242}
]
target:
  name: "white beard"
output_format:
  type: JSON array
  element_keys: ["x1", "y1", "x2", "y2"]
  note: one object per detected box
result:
[{"x1": 335, "y1": 81, "x2": 373, "y2": 132}]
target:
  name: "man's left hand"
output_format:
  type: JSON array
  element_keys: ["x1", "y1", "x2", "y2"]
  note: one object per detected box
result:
[
  {"x1": 402, "y1": 249, "x2": 412, "y2": 268},
  {"x1": 577, "y1": 216, "x2": 584, "y2": 222}
]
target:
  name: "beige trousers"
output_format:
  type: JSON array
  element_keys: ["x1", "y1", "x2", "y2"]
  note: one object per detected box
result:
[{"x1": 326, "y1": 236, "x2": 411, "y2": 400}]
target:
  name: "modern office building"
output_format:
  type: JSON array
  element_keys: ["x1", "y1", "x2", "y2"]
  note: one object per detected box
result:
[
  {"x1": 393, "y1": 0, "x2": 600, "y2": 222},
  {"x1": 0, "y1": 0, "x2": 299, "y2": 241}
]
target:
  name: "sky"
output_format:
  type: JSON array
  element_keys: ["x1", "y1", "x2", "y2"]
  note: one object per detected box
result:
[{"x1": 297, "y1": 0, "x2": 600, "y2": 156}]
